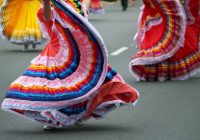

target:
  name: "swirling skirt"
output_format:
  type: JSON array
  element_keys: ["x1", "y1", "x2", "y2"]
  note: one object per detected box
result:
[{"x1": 1, "y1": 0, "x2": 139, "y2": 127}]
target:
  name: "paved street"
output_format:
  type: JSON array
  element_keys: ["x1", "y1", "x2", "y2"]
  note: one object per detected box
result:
[{"x1": 0, "y1": 1, "x2": 200, "y2": 140}]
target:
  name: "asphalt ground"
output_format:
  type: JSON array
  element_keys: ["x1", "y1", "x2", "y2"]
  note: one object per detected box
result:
[{"x1": 0, "y1": 1, "x2": 200, "y2": 140}]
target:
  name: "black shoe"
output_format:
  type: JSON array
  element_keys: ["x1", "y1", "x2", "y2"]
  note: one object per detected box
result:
[
  {"x1": 43, "y1": 125, "x2": 56, "y2": 130},
  {"x1": 23, "y1": 43, "x2": 29, "y2": 51},
  {"x1": 32, "y1": 43, "x2": 36, "y2": 50},
  {"x1": 75, "y1": 120, "x2": 84, "y2": 126},
  {"x1": 122, "y1": 7, "x2": 127, "y2": 11}
]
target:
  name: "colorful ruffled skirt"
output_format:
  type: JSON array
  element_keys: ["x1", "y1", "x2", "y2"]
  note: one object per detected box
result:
[
  {"x1": 129, "y1": 0, "x2": 200, "y2": 81},
  {"x1": 1, "y1": 0, "x2": 139, "y2": 127},
  {"x1": 0, "y1": 0, "x2": 45, "y2": 45}
]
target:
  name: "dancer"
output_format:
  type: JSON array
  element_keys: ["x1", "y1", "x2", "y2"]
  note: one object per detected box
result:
[
  {"x1": 90, "y1": 0, "x2": 105, "y2": 14},
  {"x1": 0, "y1": 0, "x2": 46, "y2": 50},
  {"x1": 1, "y1": 0, "x2": 139, "y2": 130},
  {"x1": 121, "y1": 0, "x2": 128, "y2": 11},
  {"x1": 129, "y1": 0, "x2": 200, "y2": 81}
]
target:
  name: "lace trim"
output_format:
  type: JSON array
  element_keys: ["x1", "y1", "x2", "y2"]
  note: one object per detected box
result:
[
  {"x1": 130, "y1": 51, "x2": 200, "y2": 81},
  {"x1": 2, "y1": 72, "x2": 139, "y2": 127},
  {"x1": 93, "y1": 98, "x2": 138, "y2": 119},
  {"x1": 2, "y1": 96, "x2": 139, "y2": 127},
  {"x1": 30, "y1": 29, "x2": 70, "y2": 67}
]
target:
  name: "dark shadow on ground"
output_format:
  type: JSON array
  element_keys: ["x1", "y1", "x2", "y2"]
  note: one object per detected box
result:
[{"x1": 1, "y1": 124, "x2": 137, "y2": 135}]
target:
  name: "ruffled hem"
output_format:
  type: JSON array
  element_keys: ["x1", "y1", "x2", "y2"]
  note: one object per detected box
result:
[
  {"x1": 2, "y1": 99, "x2": 138, "y2": 127},
  {"x1": 130, "y1": 51, "x2": 200, "y2": 81},
  {"x1": 2, "y1": 81, "x2": 139, "y2": 127}
]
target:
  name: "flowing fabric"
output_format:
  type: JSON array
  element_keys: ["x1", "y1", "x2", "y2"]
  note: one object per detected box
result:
[
  {"x1": 129, "y1": 0, "x2": 200, "y2": 81},
  {"x1": 1, "y1": 0, "x2": 139, "y2": 127},
  {"x1": 0, "y1": 0, "x2": 45, "y2": 45},
  {"x1": 0, "y1": 0, "x2": 3, "y2": 6}
]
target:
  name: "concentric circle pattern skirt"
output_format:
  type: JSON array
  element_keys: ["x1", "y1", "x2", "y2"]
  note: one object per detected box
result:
[
  {"x1": 130, "y1": 0, "x2": 200, "y2": 81},
  {"x1": 1, "y1": 0, "x2": 139, "y2": 127}
]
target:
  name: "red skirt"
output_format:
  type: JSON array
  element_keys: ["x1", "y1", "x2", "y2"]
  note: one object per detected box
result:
[
  {"x1": 89, "y1": 0, "x2": 105, "y2": 14},
  {"x1": 130, "y1": 0, "x2": 200, "y2": 81}
]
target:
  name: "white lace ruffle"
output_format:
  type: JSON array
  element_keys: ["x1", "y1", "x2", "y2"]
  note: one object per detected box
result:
[
  {"x1": 2, "y1": 93, "x2": 139, "y2": 127},
  {"x1": 30, "y1": 29, "x2": 70, "y2": 67},
  {"x1": 92, "y1": 98, "x2": 139, "y2": 119}
]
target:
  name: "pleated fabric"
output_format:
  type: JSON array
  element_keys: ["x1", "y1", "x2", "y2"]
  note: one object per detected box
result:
[
  {"x1": 0, "y1": 0, "x2": 45, "y2": 44},
  {"x1": 130, "y1": 0, "x2": 200, "y2": 81},
  {"x1": 2, "y1": 0, "x2": 139, "y2": 127}
]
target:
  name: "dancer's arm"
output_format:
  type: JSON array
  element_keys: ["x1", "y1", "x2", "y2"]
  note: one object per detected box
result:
[{"x1": 42, "y1": 0, "x2": 51, "y2": 21}]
